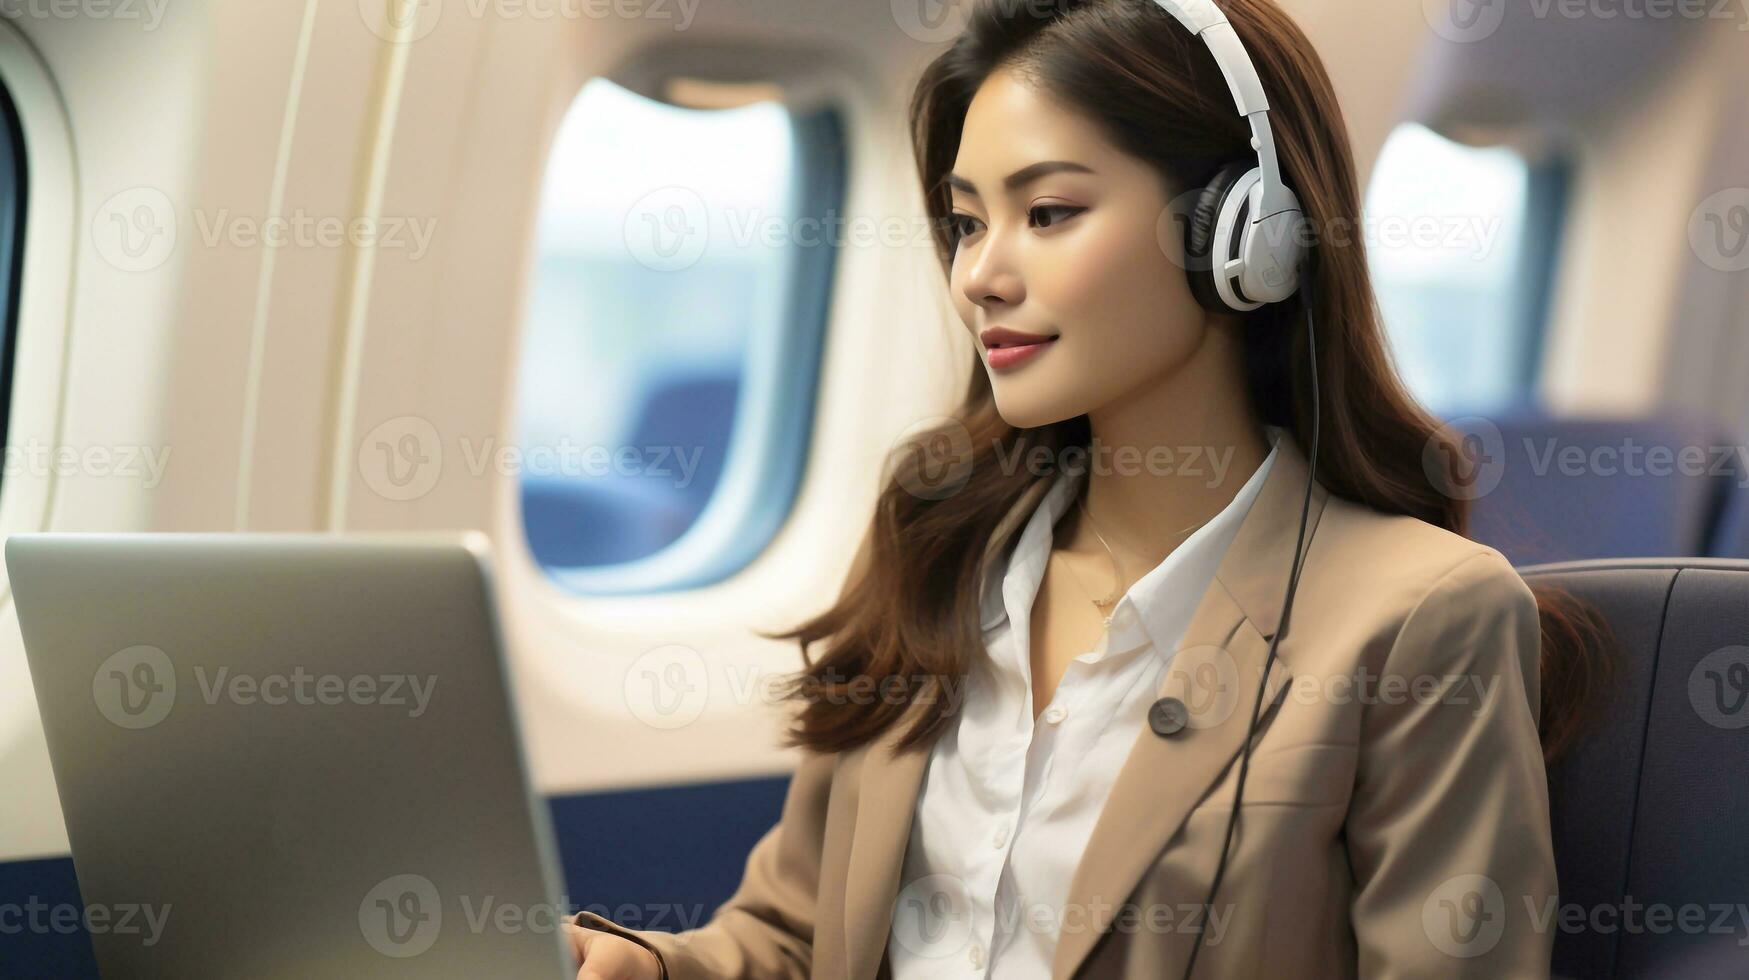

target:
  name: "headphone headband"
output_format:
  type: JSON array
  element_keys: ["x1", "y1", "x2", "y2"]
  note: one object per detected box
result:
[
  {"x1": 1149, "y1": 0, "x2": 1296, "y2": 219},
  {"x1": 1149, "y1": 0, "x2": 1306, "y2": 312}
]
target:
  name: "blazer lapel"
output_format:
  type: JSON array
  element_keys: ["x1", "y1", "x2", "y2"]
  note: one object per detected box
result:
[
  {"x1": 1050, "y1": 435, "x2": 1330, "y2": 980},
  {"x1": 841, "y1": 472, "x2": 1056, "y2": 980},
  {"x1": 841, "y1": 708, "x2": 927, "y2": 980},
  {"x1": 842, "y1": 436, "x2": 1330, "y2": 980}
]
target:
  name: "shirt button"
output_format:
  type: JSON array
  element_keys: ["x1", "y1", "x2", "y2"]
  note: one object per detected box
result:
[
  {"x1": 992, "y1": 824, "x2": 1009, "y2": 848},
  {"x1": 1042, "y1": 705, "x2": 1066, "y2": 724},
  {"x1": 969, "y1": 942, "x2": 985, "y2": 967}
]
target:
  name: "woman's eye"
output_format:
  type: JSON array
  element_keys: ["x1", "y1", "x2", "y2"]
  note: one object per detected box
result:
[
  {"x1": 948, "y1": 205, "x2": 1082, "y2": 248},
  {"x1": 1030, "y1": 204, "x2": 1084, "y2": 229}
]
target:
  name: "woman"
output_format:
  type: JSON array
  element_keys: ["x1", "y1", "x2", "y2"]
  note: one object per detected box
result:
[{"x1": 567, "y1": 0, "x2": 1607, "y2": 976}]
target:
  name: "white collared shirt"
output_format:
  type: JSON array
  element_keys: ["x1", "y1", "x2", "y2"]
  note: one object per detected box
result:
[{"x1": 887, "y1": 429, "x2": 1281, "y2": 979}]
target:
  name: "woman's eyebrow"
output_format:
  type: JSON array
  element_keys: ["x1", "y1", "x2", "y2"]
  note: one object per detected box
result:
[{"x1": 945, "y1": 160, "x2": 1095, "y2": 197}]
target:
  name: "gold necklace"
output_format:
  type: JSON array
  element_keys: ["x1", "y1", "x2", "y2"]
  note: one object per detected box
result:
[{"x1": 1059, "y1": 495, "x2": 1210, "y2": 627}]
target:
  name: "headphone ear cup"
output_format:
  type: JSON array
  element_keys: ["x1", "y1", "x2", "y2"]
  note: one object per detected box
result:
[{"x1": 1184, "y1": 162, "x2": 1253, "y2": 313}]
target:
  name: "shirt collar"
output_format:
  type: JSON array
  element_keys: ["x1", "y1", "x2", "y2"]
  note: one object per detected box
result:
[{"x1": 979, "y1": 426, "x2": 1284, "y2": 662}]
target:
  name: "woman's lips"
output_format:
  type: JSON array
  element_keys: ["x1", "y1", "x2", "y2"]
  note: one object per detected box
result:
[{"x1": 986, "y1": 338, "x2": 1058, "y2": 371}]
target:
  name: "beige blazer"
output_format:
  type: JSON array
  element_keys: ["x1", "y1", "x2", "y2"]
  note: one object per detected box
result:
[{"x1": 574, "y1": 433, "x2": 1557, "y2": 979}]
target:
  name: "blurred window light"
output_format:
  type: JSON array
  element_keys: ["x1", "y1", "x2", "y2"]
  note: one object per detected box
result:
[
  {"x1": 1366, "y1": 123, "x2": 1569, "y2": 416},
  {"x1": 515, "y1": 77, "x2": 844, "y2": 594}
]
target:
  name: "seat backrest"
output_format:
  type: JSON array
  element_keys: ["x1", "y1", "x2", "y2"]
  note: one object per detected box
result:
[
  {"x1": 1520, "y1": 559, "x2": 1749, "y2": 979},
  {"x1": 627, "y1": 370, "x2": 741, "y2": 513},
  {"x1": 1709, "y1": 485, "x2": 1749, "y2": 559},
  {"x1": 1448, "y1": 412, "x2": 1740, "y2": 565},
  {"x1": 520, "y1": 473, "x2": 691, "y2": 568}
]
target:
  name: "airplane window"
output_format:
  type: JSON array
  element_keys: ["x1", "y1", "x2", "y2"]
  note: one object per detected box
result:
[
  {"x1": 1366, "y1": 123, "x2": 1568, "y2": 416},
  {"x1": 0, "y1": 80, "x2": 24, "y2": 474},
  {"x1": 515, "y1": 78, "x2": 843, "y2": 594}
]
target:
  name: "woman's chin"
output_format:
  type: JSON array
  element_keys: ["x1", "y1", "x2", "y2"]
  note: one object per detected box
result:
[{"x1": 990, "y1": 390, "x2": 1084, "y2": 432}]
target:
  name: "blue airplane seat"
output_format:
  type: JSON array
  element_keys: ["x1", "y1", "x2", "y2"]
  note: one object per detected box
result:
[
  {"x1": 1709, "y1": 485, "x2": 1749, "y2": 559},
  {"x1": 626, "y1": 369, "x2": 741, "y2": 516},
  {"x1": 520, "y1": 474, "x2": 691, "y2": 568},
  {"x1": 519, "y1": 370, "x2": 739, "y2": 569},
  {"x1": 1520, "y1": 558, "x2": 1749, "y2": 979},
  {"x1": 1444, "y1": 411, "x2": 1740, "y2": 566}
]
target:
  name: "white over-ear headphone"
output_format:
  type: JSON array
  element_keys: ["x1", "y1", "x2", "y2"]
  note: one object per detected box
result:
[{"x1": 1152, "y1": 0, "x2": 1308, "y2": 313}]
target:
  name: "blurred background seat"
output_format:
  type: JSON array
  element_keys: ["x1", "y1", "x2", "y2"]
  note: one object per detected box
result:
[
  {"x1": 1708, "y1": 483, "x2": 1749, "y2": 559},
  {"x1": 1521, "y1": 558, "x2": 1749, "y2": 980},
  {"x1": 1445, "y1": 410, "x2": 1743, "y2": 566},
  {"x1": 520, "y1": 370, "x2": 739, "y2": 569}
]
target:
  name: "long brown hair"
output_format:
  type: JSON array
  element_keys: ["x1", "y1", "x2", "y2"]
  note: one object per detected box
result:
[{"x1": 763, "y1": 0, "x2": 1612, "y2": 764}]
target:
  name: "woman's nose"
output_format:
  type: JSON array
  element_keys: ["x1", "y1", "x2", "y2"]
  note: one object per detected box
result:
[{"x1": 960, "y1": 235, "x2": 1026, "y2": 312}]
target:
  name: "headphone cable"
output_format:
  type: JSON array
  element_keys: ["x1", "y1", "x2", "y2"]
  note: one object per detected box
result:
[{"x1": 1178, "y1": 277, "x2": 1320, "y2": 980}]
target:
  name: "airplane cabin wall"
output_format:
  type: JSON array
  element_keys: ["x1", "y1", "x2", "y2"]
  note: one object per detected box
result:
[
  {"x1": 1542, "y1": 25, "x2": 1749, "y2": 420},
  {"x1": 0, "y1": 0, "x2": 1724, "y2": 879}
]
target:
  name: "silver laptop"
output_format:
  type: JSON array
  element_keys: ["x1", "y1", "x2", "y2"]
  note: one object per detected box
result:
[{"x1": 6, "y1": 532, "x2": 576, "y2": 979}]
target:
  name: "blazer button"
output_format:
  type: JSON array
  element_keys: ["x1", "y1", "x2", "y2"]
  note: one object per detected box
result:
[{"x1": 1149, "y1": 697, "x2": 1188, "y2": 736}]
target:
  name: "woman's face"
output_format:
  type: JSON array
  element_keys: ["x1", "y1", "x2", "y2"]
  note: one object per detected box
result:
[{"x1": 947, "y1": 66, "x2": 1217, "y2": 430}]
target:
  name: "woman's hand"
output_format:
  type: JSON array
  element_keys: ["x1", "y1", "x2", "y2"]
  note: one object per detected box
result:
[{"x1": 563, "y1": 920, "x2": 663, "y2": 980}]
